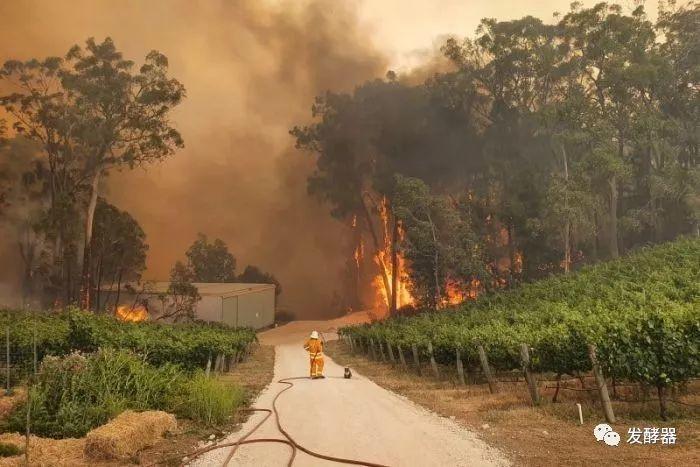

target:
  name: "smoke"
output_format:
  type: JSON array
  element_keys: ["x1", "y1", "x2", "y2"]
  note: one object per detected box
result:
[{"x1": 0, "y1": 0, "x2": 387, "y2": 317}]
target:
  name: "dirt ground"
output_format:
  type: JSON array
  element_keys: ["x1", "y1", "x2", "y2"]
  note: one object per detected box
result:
[
  {"x1": 325, "y1": 340, "x2": 700, "y2": 467},
  {"x1": 191, "y1": 319, "x2": 508, "y2": 467}
]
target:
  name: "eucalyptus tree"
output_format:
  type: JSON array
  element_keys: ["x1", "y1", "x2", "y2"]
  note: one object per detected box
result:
[
  {"x1": 90, "y1": 199, "x2": 147, "y2": 312},
  {"x1": 0, "y1": 37, "x2": 186, "y2": 308}
]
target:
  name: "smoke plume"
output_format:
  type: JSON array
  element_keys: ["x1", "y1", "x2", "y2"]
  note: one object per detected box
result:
[{"x1": 0, "y1": 0, "x2": 387, "y2": 317}]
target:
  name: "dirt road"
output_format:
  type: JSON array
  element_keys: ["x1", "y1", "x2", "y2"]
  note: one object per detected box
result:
[{"x1": 193, "y1": 318, "x2": 509, "y2": 466}]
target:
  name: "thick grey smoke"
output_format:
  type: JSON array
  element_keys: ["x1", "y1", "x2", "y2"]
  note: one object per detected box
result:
[{"x1": 0, "y1": 0, "x2": 387, "y2": 317}]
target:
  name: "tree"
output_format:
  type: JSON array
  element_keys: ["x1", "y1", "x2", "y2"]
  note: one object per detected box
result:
[
  {"x1": 0, "y1": 37, "x2": 186, "y2": 309},
  {"x1": 237, "y1": 265, "x2": 282, "y2": 297},
  {"x1": 185, "y1": 233, "x2": 237, "y2": 282},
  {"x1": 292, "y1": 76, "x2": 479, "y2": 313},
  {"x1": 90, "y1": 199, "x2": 147, "y2": 312},
  {"x1": 394, "y1": 175, "x2": 488, "y2": 308},
  {"x1": 156, "y1": 261, "x2": 200, "y2": 322}
]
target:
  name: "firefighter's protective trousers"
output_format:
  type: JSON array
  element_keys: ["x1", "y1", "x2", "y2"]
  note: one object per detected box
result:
[{"x1": 304, "y1": 338, "x2": 324, "y2": 377}]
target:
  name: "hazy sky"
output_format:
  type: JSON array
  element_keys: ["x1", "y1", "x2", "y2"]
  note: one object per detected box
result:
[
  {"x1": 358, "y1": 0, "x2": 661, "y2": 70},
  {"x1": 0, "y1": 0, "x2": 666, "y2": 315}
]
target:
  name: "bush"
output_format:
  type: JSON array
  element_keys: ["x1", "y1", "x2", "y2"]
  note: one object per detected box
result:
[
  {"x1": 341, "y1": 238, "x2": 700, "y2": 418},
  {"x1": 4, "y1": 349, "x2": 247, "y2": 438},
  {"x1": 6, "y1": 349, "x2": 183, "y2": 438},
  {"x1": 0, "y1": 310, "x2": 256, "y2": 371},
  {"x1": 170, "y1": 372, "x2": 245, "y2": 426},
  {"x1": 0, "y1": 442, "x2": 22, "y2": 457}
]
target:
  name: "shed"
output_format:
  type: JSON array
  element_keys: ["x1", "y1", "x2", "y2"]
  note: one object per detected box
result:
[{"x1": 101, "y1": 282, "x2": 276, "y2": 329}]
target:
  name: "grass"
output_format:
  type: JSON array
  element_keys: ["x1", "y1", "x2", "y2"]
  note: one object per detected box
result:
[
  {"x1": 171, "y1": 372, "x2": 246, "y2": 426},
  {"x1": 138, "y1": 344, "x2": 276, "y2": 466},
  {"x1": 326, "y1": 340, "x2": 700, "y2": 467},
  {"x1": 0, "y1": 441, "x2": 22, "y2": 457}
]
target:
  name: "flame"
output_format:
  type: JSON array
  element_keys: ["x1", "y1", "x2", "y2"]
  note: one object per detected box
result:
[
  {"x1": 444, "y1": 278, "x2": 482, "y2": 306},
  {"x1": 116, "y1": 305, "x2": 148, "y2": 322},
  {"x1": 372, "y1": 197, "x2": 415, "y2": 312}
]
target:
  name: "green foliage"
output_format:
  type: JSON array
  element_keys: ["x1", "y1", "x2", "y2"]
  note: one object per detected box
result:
[
  {"x1": 394, "y1": 174, "x2": 488, "y2": 308},
  {"x1": 170, "y1": 372, "x2": 245, "y2": 426},
  {"x1": 91, "y1": 198, "x2": 148, "y2": 311},
  {"x1": 4, "y1": 349, "x2": 246, "y2": 438},
  {"x1": 341, "y1": 238, "x2": 700, "y2": 394},
  {"x1": 186, "y1": 233, "x2": 237, "y2": 283},
  {"x1": 156, "y1": 261, "x2": 202, "y2": 321},
  {"x1": 0, "y1": 309, "x2": 256, "y2": 371},
  {"x1": 0, "y1": 36, "x2": 186, "y2": 306},
  {"x1": 0, "y1": 442, "x2": 22, "y2": 457},
  {"x1": 6, "y1": 349, "x2": 183, "y2": 438},
  {"x1": 237, "y1": 265, "x2": 282, "y2": 297}
]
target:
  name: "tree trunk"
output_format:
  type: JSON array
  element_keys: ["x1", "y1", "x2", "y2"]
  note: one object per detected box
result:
[
  {"x1": 360, "y1": 196, "x2": 391, "y2": 310},
  {"x1": 552, "y1": 373, "x2": 562, "y2": 403},
  {"x1": 657, "y1": 385, "x2": 668, "y2": 421},
  {"x1": 592, "y1": 211, "x2": 600, "y2": 262},
  {"x1": 562, "y1": 145, "x2": 571, "y2": 274},
  {"x1": 94, "y1": 253, "x2": 104, "y2": 312},
  {"x1": 507, "y1": 223, "x2": 517, "y2": 286},
  {"x1": 113, "y1": 268, "x2": 123, "y2": 315},
  {"x1": 390, "y1": 213, "x2": 398, "y2": 315},
  {"x1": 608, "y1": 176, "x2": 619, "y2": 259},
  {"x1": 79, "y1": 170, "x2": 102, "y2": 310},
  {"x1": 426, "y1": 211, "x2": 441, "y2": 306}
]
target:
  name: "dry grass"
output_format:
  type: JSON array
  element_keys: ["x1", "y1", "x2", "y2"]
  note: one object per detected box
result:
[
  {"x1": 0, "y1": 433, "x2": 87, "y2": 467},
  {"x1": 327, "y1": 341, "x2": 700, "y2": 467},
  {"x1": 84, "y1": 410, "x2": 177, "y2": 461},
  {"x1": 0, "y1": 390, "x2": 24, "y2": 422}
]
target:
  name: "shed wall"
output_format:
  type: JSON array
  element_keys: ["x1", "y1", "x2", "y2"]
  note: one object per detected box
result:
[{"x1": 196, "y1": 296, "x2": 223, "y2": 321}]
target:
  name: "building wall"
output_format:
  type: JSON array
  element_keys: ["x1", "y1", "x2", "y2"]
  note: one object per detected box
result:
[
  {"x1": 101, "y1": 287, "x2": 274, "y2": 329},
  {"x1": 222, "y1": 296, "x2": 238, "y2": 327},
  {"x1": 196, "y1": 296, "x2": 223, "y2": 321},
  {"x1": 225, "y1": 288, "x2": 275, "y2": 329}
]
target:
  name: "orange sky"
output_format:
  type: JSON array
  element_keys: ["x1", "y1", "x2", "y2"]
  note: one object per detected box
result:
[{"x1": 0, "y1": 0, "x2": 668, "y2": 315}]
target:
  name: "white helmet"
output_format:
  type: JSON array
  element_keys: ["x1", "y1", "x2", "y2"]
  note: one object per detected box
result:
[{"x1": 310, "y1": 331, "x2": 319, "y2": 339}]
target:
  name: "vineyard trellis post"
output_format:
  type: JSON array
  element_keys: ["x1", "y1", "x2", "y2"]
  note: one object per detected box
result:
[
  {"x1": 5, "y1": 327, "x2": 10, "y2": 396},
  {"x1": 349, "y1": 336, "x2": 355, "y2": 355},
  {"x1": 477, "y1": 344, "x2": 497, "y2": 393},
  {"x1": 588, "y1": 344, "x2": 615, "y2": 423},
  {"x1": 455, "y1": 348, "x2": 466, "y2": 386},
  {"x1": 378, "y1": 339, "x2": 387, "y2": 362},
  {"x1": 427, "y1": 342, "x2": 439, "y2": 378},
  {"x1": 520, "y1": 343, "x2": 540, "y2": 405},
  {"x1": 205, "y1": 353, "x2": 212, "y2": 378},
  {"x1": 369, "y1": 338, "x2": 377, "y2": 360},
  {"x1": 386, "y1": 340, "x2": 396, "y2": 366},
  {"x1": 397, "y1": 344, "x2": 408, "y2": 371},
  {"x1": 411, "y1": 344, "x2": 422, "y2": 376}
]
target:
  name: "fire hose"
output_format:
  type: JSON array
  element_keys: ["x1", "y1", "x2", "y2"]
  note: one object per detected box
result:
[{"x1": 168, "y1": 376, "x2": 389, "y2": 467}]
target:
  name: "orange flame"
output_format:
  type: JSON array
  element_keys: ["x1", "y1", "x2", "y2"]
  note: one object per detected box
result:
[
  {"x1": 372, "y1": 197, "x2": 415, "y2": 312},
  {"x1": 116, "y1": 305, "x2": 148, "y2": 322},
  {"x1": 444, "y1": 278, "x2": 482, "y2": 306}
]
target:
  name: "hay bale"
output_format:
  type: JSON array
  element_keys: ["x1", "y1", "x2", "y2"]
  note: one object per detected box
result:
[
  {"x1": 84, "y1": 410, "x2": 177, "y2": 461},
  {"x1": 0, "y1": 432, "x2": 87, "y2": 467}
]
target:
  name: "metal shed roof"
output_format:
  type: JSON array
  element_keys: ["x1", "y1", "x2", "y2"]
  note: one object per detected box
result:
[{"x1": 100, "y1": 282, "x2": 275, "y2": 298}]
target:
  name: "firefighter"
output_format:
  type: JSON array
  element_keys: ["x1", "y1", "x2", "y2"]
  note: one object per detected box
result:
[{"x1": 303, "y1": 331, "x2": 325, "y2": 379}]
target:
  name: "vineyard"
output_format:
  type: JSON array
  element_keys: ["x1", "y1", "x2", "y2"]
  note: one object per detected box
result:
[
  {"x1": 340, "y1": 238, "x2": 700, "y2": 419},
  {"x1": 0, "y1": 309, "x2": 257, "y2": 372}
]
